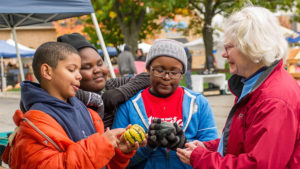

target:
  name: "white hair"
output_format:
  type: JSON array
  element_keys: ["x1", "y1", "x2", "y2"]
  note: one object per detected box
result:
[{"x1": 223, "y1": 6, "x2": 288, "y2": 66}]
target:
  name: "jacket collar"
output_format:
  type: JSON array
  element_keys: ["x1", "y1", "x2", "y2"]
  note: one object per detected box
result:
[
  {"x1": 131, "y1": 87, "x2": 195, "y2": 132},
  {"x1": 228, "y1": 60, "x2": 282, "y2": 98}
]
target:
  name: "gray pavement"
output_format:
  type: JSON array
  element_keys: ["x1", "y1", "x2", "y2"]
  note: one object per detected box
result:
[
  {"x1": 0, "y1": 96, "x2": 19, "y2": 132},
  {"x1": 0, "y1": 92, "x2": 235, "y2": 135}
]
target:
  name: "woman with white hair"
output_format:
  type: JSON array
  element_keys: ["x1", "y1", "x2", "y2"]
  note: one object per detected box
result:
[{"x1": 177, "y1": 6, "x2": 300, "y2": 169}]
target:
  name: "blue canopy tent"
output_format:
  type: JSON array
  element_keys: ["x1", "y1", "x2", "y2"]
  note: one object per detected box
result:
[
  {"x1": 286, "y1": 36, "x2": 300, "y2": 43},
  {"x1": 0, "y1": 0, "x2": 115, "y2": 81},
  {"x1": 98, "y1": 47, "x2": 118, "y2": 57},
  {"x1": 0, "y1": 40, "x2": 35, "y2": 91},
  {"x1": 0, "y1": 41, "x2": 34, "y2": 58}
]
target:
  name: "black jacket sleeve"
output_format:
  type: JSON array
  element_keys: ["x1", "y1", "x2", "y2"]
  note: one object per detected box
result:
[
  {"x1": 102, "y1": 72, "x2": 151, "y2": 128},
  {"x1": 105, "y1": 72, "x2": 151, "y2": 100}
]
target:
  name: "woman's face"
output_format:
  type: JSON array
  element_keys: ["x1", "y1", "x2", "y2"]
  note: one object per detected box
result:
[
  {"x1": 79, "y1": 48, "x2": 109, "y2": 92},
  {"x1": 222, "y1": 42, "x2": 257, "y2": 78},
  {"x1": 136, "y1": 49, "x2": 142, "y2": 56},
  {"x1": 147, "y1": 56, "x2": 183, "y2": 97}
]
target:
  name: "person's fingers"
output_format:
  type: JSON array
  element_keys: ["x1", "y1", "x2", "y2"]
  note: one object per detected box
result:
[
  {"x1": 176, "y1": 151, "x2": 185, "y2": 159},
  {"x1": 141, "y1": 138, "x2": 147, "y2": 147},
  {"x1": 177, "y1": 148, "x2": 192, "y2": 164},
  {"x1": 160, "y1": 137, "x2": 168, "y2": 147},
  {"x1": 149, "y1": 130, "x2": 156, "y2": 135},
  {"x1": 186, "y1": 142, "x2": 197, "y2": 150},
  {"x1": 126, "y1": 124, "x2": 132, "y2": 130},
  {"x1": 149, "y1": 135, "x2": 157, "y2": 142},
  {"x1": 116, "y1": 139, "x2": 120, "y2": 146},
  {"x1": 133, "y1": 142, "x2": 139, "y2": 150},
  {"x1": 119, "y1": 133, "x2": 125, "y2": 141},
  {"x1": 110, "y1": 128, "x2": 126, "y2": 136},
  {"x1": 195, "y1": 141, "x2": 205, "y2": 147},
  {"x1": 152, "y1": 118, "x2": 161, "y2": 124},
  {"x1": 176, "y1": 148, "x2": 186, "y2": 154},
  {"x1": 184, "y1": 143, "x2": 195, "y2": 151},
  {"x1": 167, "y1": 133, "x2": 176, "y2": 141},
  {"x1": 149, "y1": 123, "x2": 161, "y2": 130},
  {"x1": 176, "y1": 150, "x2": 188, "y2": 164}
]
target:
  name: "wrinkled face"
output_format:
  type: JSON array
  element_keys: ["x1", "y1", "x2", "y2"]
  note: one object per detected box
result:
[
  {"x1": 222, "y1": 42, "x2": 254, "y2": 78},
  {"x1": 79, "y1": 48, "x2": 109, "y2": 92},
  {"x1": 147, "y1": 56, "x2": 183, "y2": 97},
  {"x1": 51, "y1": 53, "x2": 82, "y2": 102}
]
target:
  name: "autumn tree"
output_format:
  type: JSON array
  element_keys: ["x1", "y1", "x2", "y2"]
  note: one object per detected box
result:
[
  {"x1": 187, "y1": 0, "x2": 298, "y2": 71},
  {"x1": 84, "y1": 0, "x2": 187, "y2": 54}
]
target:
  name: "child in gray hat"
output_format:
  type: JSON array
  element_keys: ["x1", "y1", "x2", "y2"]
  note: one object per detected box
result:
[{"x1": 112, "y1": 39, "x2": 218, "y2": 169}]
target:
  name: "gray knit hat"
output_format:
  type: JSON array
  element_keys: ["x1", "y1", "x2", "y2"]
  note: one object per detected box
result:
[{"x1": 146, "y1": 39, "x2": 187, "y2": 73}]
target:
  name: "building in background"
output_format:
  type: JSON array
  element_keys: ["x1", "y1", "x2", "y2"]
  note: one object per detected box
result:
[{"x1": 0, "y1": 23, "x2": 56, "y2": 49}]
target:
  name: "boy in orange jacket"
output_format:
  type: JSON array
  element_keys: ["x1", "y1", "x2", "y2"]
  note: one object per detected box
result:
[{"x1": 2, "y1": 42, "x2": 143, "y2": 169}]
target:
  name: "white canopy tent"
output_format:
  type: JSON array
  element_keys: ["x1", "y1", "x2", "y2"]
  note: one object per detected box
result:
[
  {"x1": 119, "y1": 42, "x2": 152, "y2": 54},
  {"x1": 184, "y1": 30, "x2": 226, "y2": 69},
  {"x1": 6, "y1": 39, "x2": 35, "y2": 52}
]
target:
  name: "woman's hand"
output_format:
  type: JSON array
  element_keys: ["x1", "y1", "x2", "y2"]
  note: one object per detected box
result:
[
  {"x1": 176, "y1": 140, "x2": 206, "y2": 165},
  {"x1": 176, "y1": 148, "x2": 193, "y2": 165},
  {"x1": 185, "y1": 140, "x2": 205, "y2": 151}
]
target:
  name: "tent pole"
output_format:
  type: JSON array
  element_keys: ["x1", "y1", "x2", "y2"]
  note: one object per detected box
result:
[
  {"x1": 1, "y1": 56, "x2": 5, "y2": 92},
  {"x1": 91, "y1": 13, "x2": 116, "y2": 78},
  {"x1": 12, "y1": 27, "x2": 25, "y2": 81}
]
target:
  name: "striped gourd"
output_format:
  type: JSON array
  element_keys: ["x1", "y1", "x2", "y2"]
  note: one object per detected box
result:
[{"x1": 124, "y1": 124, "x2": 146, "y2": 145}]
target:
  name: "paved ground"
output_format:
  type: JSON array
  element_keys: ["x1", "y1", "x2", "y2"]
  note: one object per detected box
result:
[
  {"x1": 207, "y1": 94, "x2": 234, "y2": 136},
  {"x1": 0, "y1": 96, "x2": 20, "y2": 132}
]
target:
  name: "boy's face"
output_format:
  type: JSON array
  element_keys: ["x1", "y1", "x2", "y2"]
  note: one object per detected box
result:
[
  {"x1": 49, "y1": 53, "x2": 82, "y2": 102},
  {"x1": 147, "y1": 56, "x2": 183, "y2": 97},
  {"x1": 79, "y1": 48, "x2": 109, "y2": 92}
]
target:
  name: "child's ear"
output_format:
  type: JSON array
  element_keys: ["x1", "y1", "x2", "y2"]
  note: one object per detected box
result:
[{"x1": 40, "y1": 64, "x2": 53, "y2": 81}]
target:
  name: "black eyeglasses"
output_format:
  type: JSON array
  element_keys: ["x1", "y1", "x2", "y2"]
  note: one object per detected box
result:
[{"x1": 151, "y1": 67, "x2": 183, "y2": 79}]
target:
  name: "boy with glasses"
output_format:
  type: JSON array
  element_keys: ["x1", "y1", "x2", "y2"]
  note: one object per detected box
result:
[{"x1": 112, "y1": 39, "x2": 218, "y2": 169}]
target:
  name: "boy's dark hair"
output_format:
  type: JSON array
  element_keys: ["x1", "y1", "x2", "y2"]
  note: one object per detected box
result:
[{"x1": 32, "y1": 42, "x2": 79, "y2": 82}]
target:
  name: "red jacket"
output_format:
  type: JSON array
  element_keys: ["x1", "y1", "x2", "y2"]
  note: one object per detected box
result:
[
  {"x1": 2, "y1": 108, "x2": 135, "y2": 169},
  {"x1": 191, "y1": 60, "x2": 300, "y2": 169}
]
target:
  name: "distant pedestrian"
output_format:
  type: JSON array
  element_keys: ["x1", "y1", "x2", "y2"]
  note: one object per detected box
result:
[
  {"x1": 184, "y1": 47, "x2": 192, "y2": 90},
  {"x1": 118, "y1": 45, "x2": 137, "y2": 77},
  {"x1": 135, "y1": 48, "x2": 146, "y2": 61}
]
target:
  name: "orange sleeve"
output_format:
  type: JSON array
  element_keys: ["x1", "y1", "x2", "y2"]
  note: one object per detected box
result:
[
  {"x1": 8, "y1": 110, "x2": 116, "y2": 169},
  {"x1": 108, "y1": 148, "x2": 136, "y2": 169},
  {"x1": 10, "y1": 130, "x2": 115, "y2": 169}
]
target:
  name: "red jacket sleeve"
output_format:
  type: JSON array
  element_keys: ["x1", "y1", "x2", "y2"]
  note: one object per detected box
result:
[
  {"x1": 190, "y1": 99, "x2": 298, "y2": 169},
  {"x1": 203, "y1": 138, "x2": 220, "y2": 151}
]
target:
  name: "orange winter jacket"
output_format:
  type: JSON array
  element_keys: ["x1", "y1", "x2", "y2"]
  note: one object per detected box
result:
[{"x1": 2, "y1": 109, "x2": 135, "y2": 169}]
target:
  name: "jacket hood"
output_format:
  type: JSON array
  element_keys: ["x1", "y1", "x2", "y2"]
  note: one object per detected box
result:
[{"x1": 21, "y1": 81, "x2": 73, "y2": 111}]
